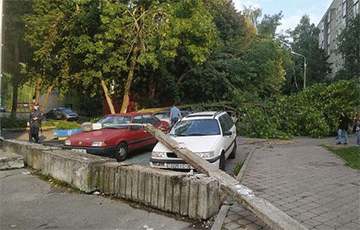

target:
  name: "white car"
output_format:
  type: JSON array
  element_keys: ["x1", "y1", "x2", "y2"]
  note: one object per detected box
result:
[{"x1": 150, "y1": 111, "x2": 237, "y2": 170}]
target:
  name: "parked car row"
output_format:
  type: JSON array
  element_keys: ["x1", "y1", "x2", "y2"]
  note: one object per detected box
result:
[
  {"x1": 62, "y1": 110, "x2": 237, "y2": 170},
  {"x1": 45, "y1": 107, "x2": 79, "y2": 121}
]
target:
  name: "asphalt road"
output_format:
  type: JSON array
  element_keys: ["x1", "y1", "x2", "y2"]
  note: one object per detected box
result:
[
  {"x1": 1, "y1": 129, "x2": 242, "y2": 230},
  {"x1": 0, "y1": 167, "x2": 207, "y2": 230}
]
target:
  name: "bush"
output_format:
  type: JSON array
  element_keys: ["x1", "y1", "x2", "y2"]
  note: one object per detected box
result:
[
  {"x1": 55, "y1": 121, "x2": 81, "y2": 130},
  {"x1": 1, "y1": 117, "x2": 27, "y2": 129}
]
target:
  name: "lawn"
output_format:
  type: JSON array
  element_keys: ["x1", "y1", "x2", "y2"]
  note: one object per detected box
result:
[{"x1": 324, "y1": 146, "x2": 360, "y2": 170}]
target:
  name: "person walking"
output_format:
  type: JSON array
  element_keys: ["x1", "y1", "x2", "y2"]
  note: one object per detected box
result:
[
  {"x1": 28, "y1": 103, "x2": 43, "y2": 143},
  {"x1": 336, "y1": 112, "x2": 351, "y2": 145},
  {"x1": 353, "y1": 113, "x2": 360, "y2": 146},
  {"x1": 169, "y1": 104, "x2": 181, "y2": 127}
]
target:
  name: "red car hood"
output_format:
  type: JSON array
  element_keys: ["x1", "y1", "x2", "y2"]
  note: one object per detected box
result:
[{"x1": 67, "y1": 128, "x2": 127, "y2": 146}]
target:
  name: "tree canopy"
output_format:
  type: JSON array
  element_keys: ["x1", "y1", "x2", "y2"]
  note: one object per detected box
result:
[{"x1": 336, "y1": 14, "x2": 360, "y2": 80}]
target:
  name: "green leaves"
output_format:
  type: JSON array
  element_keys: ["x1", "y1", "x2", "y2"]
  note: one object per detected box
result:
[
  {"x1": 241, "y1": 78, "x2": 360, "y2": 139},
  {"x1": 336, "y1": 14, "x2": 360, "y2": 80}
]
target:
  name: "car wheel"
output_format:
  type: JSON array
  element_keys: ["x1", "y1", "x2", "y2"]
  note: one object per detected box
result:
[
  {"x1": 228, "y1": 140, "x2": 237, "y2": 159},
  {"x1": 115, "y1": 142, "x2": 128, "y2": 162},
  {"x1": 219, "y1": 152, "x2": 226, "y2": 170}
]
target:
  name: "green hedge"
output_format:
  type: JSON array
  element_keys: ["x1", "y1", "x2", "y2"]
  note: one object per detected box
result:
[{"x1": 1, "y1": 118, "x2": 81, "y2": 130}]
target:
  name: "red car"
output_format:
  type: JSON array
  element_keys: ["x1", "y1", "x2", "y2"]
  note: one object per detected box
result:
[{"x1": 64, "y1": 112, "x2": 169, "y2": 161}]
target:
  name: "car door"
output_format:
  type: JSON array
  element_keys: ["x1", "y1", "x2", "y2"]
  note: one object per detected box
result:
[
  {"x1": 127, "y1": 115, "x2": 149, "y2": 150},
  {"x1": 139, "y1": 114, "x2": 159, "y2": 146},
  {"x1": 218, "y1": 114, "x2": 236, "y2": 157}
]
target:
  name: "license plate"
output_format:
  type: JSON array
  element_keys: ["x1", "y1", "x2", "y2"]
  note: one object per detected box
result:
[
  {"x1": 166, "y1": 163, "x2": 192, "y2": 169},
  {"x1": 71, "y1": 149, "x2": 87, "y2": 153}
]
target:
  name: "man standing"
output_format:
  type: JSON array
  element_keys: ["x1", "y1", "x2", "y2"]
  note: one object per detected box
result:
[
  {"x1": 169, "y1": 104, "x2": 181, "y2": 127},
  {"x1": 336, "y1": 112, "x2": 351, "y2": 145},
  {"x1": 28, "y1": 103, "x2": 43, "y2": 143}
]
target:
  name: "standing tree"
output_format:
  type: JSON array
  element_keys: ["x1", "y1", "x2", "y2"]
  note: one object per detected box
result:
[
  {"x1": 336, "y1": 14, "x2": 360, "y2": 80},
  {"x1": 3, "y1": 0, "x2": 33, "y2": 116},
  {"x1": 286, "y1": 15, "x2": 330, "y2": 93}
]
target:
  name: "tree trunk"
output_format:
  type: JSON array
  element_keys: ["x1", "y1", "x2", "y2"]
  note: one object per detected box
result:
[
  {"x1": 149, "y1": 75, "x2": 156, "y2": 99},
  {"x1": 35, "y1": 76, "x2": 42, "y2": 103},
  {"x1": 100, "y1": 76, "x2": 115, "y2": 114},
  {"x1": 120, "y1": 45, "x2": 139, "y2": 113},
  {"x1": 11, "y1": 36, "x2": 20, "y2": 118},
  {"x1": 11, "y1": 83, "x2": 18, "y2": 118},
  {"x1": 41, "y1": 85, "x2": 53, "y2": 113}
]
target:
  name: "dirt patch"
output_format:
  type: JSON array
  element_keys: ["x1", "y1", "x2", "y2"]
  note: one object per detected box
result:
[{"x1": 267, "y1": 140, "x2": 298, "y2": 145}]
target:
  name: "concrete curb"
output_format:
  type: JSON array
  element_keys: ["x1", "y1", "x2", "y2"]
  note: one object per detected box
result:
[
  {"x1": 0, "y1": 150, "x2": 25, "y2": 170},
  {"x1": 211, "y1": 145, "x2": 258, "y2": 230},
  {"x1": 236, "y1": 146, "x2": 258, "y2": 182},
  {"x1": 211, "y1": 205, "x2": 230, "y2": 230},
  {"x1": 2, "y1": 139, "x2": 221, "y2": 220}
]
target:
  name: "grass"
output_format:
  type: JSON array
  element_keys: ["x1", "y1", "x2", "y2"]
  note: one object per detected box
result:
[
  {"x1": 324, "y1": 146, "x2": 360, "y2": 170},
  {"x1": 232, "y1": 161, "x2": 244, "y2": 177}
]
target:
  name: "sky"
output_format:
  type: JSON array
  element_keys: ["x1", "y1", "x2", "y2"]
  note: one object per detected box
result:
[{"x1": 232, "y1": 0, "x2": 334, "y2": 33}]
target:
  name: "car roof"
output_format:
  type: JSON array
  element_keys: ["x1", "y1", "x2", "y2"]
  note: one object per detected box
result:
[
  {"x1": 105, "y1": 112, "x2": 152, "y2": 117},
  {"x1": 183, "y1": 111, "x2": 225, "y2": 119}
]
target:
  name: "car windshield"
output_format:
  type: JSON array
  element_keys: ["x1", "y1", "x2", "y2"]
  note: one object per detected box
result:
[
  {"x1": 97, "y1": 116, "x2": 132, "y2": 128},
  {"x1": 62, "y1": 109, "x2": 74, "y2": 114},
  {"x1": 170, "y1": 119, "x2": 220, "y2": 136}
]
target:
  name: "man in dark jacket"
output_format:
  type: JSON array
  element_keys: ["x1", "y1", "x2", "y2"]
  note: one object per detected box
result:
[
  {"x1": 28, "y1": 103, "x2": 43, "y2": 143},
  {"x1": 336, "y1": 112, "x2": 351, "y2": 145}
]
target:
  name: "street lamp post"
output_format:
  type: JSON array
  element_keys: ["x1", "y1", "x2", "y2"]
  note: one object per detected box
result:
[{"x1": 291, "y1": 51, "x2": 307, "y2": 88}]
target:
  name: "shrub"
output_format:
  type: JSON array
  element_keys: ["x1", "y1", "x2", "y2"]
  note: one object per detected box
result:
[
  {"x1": 55, "y1": 121, "x2": 81, "y2": 130},
  {"x1": 1, "y1": 117, "x2": 27, "y2": 129}
]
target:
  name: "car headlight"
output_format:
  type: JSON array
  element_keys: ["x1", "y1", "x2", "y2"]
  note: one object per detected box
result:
[
  {"x1": 64, "y1": 140, "x2": 71, "y2": 146},
  {"x1": 91, "y1": 141, "x2": 106, "y2": 147},
  {"x1": 196, "y1": 151, "x2": 214, "y2": 158},
  {"x1": 152, "y1": 151, "x2": 167, "y2": 158}
]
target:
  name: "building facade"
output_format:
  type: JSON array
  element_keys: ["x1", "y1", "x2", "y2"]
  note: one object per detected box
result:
[{"x1": 318, "y1": 0, "x2": 359, "y2": 77}]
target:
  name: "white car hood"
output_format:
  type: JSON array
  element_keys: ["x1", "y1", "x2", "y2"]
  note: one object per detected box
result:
[{"x1": 153, "y1": 135, "x2": 221, "y2": 153}]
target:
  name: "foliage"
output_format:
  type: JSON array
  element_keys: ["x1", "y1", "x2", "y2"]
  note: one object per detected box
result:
[
  {"x1": 336, "y1": 14, "x2": 360, "y2": 80},
  {"x1": 240, "y1": 78, "x2": 360, "y2": 139},
  {"x1": 324, "y1": 146, "x2": 360, "y2": 170},
  {"x1": 257, "y1": 12, "x2": 283, "y2": 38},
  {"x1": 283, "y1": 15, "x2": 330, "y2": 94},
  {"x1": 3, "y1": 0, "x2": 34, "y2": 114},
  {"x1": 1, "y1": 117, "x2": 27, "y2": 129},
  {"x1": 55, "y1": 121, "x2": 81, "y2": 130},
  {"x1": 42, "y1": 120, "x2": 57, "y2": 128},
  {"x1": 232, "y1": 161, "x2": 244, "y2": 177}
]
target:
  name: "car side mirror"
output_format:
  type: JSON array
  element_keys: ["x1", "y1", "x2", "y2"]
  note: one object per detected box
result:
[{"x1": 223, "y1": 131, "x2": 232, "y2": 136}]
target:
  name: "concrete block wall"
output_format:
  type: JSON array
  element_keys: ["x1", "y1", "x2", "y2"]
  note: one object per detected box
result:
[{"x1": 2, "y1": 139, "x2": 220, "y2": 219}]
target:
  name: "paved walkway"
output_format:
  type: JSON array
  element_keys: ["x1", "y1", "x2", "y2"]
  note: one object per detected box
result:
[{"x1": 220, "y1": 136, "x2": 360, "y2": 230}]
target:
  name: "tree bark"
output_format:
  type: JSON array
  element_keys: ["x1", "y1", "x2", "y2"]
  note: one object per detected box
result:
[
  {"x1": 40, "y1": 85, "x2": 53, "y2": 113},
  {"x1": 149, "y1": 75, "x2": 156, "y2": 99},
  {"x1": 11, "y1": 83, "x2": 18, "y2": 118},
  {"x1": 35, "y1": 76, "x2": 42, "y2": 103},
  {"x1": 100, "y1": 76, "x2": 115, "y2": 114},
  {"x1": 120, "y1": 45, "x2": 139, "y2": 113},
  {"x1": 11, "y1": 36, "x2": 20, "y2": 117}
]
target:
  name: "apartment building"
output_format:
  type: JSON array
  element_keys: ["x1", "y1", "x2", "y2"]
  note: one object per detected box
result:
[{"x1": 318, "y1": 0, "x2": 359, "y2": 77}]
